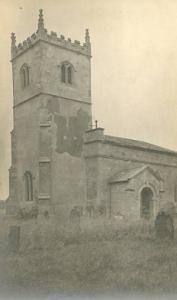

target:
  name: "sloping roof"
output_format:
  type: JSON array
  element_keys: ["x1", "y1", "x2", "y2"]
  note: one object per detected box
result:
[
  {"x1": 109, "y1": 166, "x2": 162, "y2": 184},
  {"x1": 105, "y1": 135, "x2": 177, "y2": 156}
]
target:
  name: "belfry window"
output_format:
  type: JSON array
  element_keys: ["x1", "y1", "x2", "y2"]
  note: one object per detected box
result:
[
  {"x1": 61, "y1": 62, "x2": 73, "y2": 84},
  {"x1": 24, "y1": 171, "x2": 33, "y2": 202},
  {"x1": 68, "y1": 66, "x2": 72, "y2": 84},
  {"x1": 20, "y1": 64, "x2": 30, "y2": 88},
  {"x1": 61, "y1": 64, "x2": 66, "y2": 83}
]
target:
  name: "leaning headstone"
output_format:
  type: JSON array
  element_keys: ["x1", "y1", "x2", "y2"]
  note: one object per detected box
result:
[{"x1": 8, "y1": 226, "x2": 20, "y2": 252}]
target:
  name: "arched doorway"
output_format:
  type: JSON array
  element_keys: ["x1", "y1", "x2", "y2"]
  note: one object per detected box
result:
[{"x1": 140, "y1": 187, "x2": 154, "y2": 219}]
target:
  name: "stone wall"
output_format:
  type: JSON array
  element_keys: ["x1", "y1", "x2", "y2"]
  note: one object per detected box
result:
[
  {"x1": 8, "y1": 96, "x2": 40, "y2": 213},
  {"x1": 38, "y1": 94, "x2": 91, "y2": 218},
  {"x1": 12, "y1": 43, "x2": 42, "y2": 107},
  {"x1": 83, "y1": 128, "x2": 177, "y2": 222},
  {"x1": 9, "y1": 20, "x2": 92, "y2": 218},
  {"x1": 40, "y1": 41, "x2": 91, "y2": 103}
]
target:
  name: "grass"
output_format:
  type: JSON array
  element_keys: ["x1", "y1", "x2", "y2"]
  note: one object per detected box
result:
[{"x1": 0, "y1": 228, "x2": 177, "y2": 297}]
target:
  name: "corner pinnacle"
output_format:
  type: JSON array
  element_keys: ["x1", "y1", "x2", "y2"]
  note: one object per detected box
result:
[
  {"x1": 11, "y1": 32, "x2": 16, "y2": 46},
  {"x1": 38, "y1": 9, "x2": 45, "y2": 31},
  {"x1": 85, "y1": 28, "x2": 90, "y2": 44}
]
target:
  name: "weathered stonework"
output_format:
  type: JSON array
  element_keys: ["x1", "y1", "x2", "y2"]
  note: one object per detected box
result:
[
  {"x1": 8, "y1": 9, "x2": 92, "y2": 220},
  {"x1": 8, "y1": 9, "x2": 177, "y2": 227},
  {"x1": 83, "y1": 129, "x2": 177, "y2": 222}
]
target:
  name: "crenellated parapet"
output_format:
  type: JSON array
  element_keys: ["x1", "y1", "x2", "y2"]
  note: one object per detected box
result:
[
  {"x1": 11, "y1": 33, "x2": 38, "y2": 59},
  {"x1": 11, "y1": 9, "x2": 91, "y2": 60}
]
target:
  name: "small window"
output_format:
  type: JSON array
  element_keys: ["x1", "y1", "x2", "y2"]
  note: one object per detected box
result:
[
  {"x1": 24, "y1": 171, "x2": 33, "y2": 202},
  {"x1": 61, "y1": 62, "x2": 73, "y2": 84},
  {"x1": 20, "y1": 64, "x2": 30, "y2": 88}
]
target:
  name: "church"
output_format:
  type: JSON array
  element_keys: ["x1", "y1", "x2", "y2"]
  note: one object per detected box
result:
[{"x1": 7, "y1": 9, "x2": 177, "y2": 225}]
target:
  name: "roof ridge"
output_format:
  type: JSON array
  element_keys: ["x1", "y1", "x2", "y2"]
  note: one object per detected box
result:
[{"x1": 104, "y1": 134, "x2": 177, "y2": 155}]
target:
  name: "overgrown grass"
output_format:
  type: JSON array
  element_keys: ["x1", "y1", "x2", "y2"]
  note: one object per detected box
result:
[{"x1": 0, "y1": 225, "x2": 177, "y2": 296}]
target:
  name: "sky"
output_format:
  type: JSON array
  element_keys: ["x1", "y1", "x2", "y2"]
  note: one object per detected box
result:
[{"x1": 1, "y1": 0, "x2": 177, "y2": 198}]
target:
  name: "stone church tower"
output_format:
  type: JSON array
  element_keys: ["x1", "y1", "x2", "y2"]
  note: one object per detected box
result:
[{"x1": 8, "y1": 9, "x2": 92, "y2": 219}]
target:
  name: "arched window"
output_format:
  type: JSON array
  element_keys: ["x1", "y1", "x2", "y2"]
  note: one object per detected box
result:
[
  {"x1": 67, "y1": 66, "x2": 72, "y2": 84},
  {"x1": 61, "y1": 62, "x2": 73, "y2": 84},
  {"x1": 21, "y1": 68, "x2": 26, "y2": 87},
  {"x1": 61, "y1": 64, "x2": 66, "y2": 83},
  {"x1": 24, "y1": 171, "x2": 33, "y2": 202},
  {"x1": 20, "y1": 64, "x2": 30, "y2": 88}
]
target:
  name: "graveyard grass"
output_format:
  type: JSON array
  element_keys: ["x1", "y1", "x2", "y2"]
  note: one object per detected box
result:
[{"x1": 0, "y1": 225, "x2": 177, "y2": 296}]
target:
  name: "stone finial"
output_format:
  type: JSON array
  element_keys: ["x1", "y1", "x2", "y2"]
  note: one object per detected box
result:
[
  {"x1": 38, "y1": 9, "x2": 45, "y2": 31},
  {"x1": 85, "y1": 28, "x2": 90, "y2": 45},
  {"x1": 37, "y1": 9, "x2": 47, "y2": 37},
  {"x1": 11, "y1": 32, "x2": 16, "y2": 57}
]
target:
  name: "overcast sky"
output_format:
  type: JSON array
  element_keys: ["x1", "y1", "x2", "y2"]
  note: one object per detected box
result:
[{"x1": 1, "y1": 0, "x2": 177, "y2": 199}]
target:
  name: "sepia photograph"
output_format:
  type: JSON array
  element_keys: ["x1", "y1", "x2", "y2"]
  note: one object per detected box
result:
[{"x1": 1, "y1": 0, "x2": 177, "y2": 299}]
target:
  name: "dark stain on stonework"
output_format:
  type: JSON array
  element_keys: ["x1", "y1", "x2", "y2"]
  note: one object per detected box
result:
[
  {"x1": 54, "y1": 108, "x2": 91, "y2": 157},
  {"x1": 54, "y1": 115, "x2": 68, "y2": 153},
  {"x1": 47, "y1": 99, "x2": 60, "y2": 114}
]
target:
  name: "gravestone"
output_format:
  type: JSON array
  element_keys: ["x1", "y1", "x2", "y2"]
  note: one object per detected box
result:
[
  {"x1": 70, "y1": 207, "x2": 81, "y2": 232},
  {"x1": 8, "y1": 226, "x2": 20, "y2": 252},
  {"x1": 155, "y1": 212, "x2": 174, "y2": 240}
]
